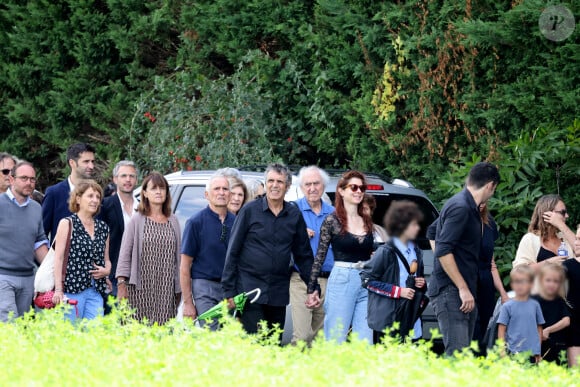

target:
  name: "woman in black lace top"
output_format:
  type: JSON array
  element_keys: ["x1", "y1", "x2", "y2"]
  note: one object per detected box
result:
[{"x1": 308, "y1": 170, "x2": 374, "y2": 343}]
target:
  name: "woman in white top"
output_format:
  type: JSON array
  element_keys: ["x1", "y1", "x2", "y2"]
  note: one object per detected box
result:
[{"x1": 513, "y1": 194, "x2": 576, "y2": 268}]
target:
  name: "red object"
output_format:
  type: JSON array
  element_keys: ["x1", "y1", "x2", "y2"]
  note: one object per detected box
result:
[
  {"x1": 34, "y1": 292, "x2": 79, "y2": 317},
  {"x1": 144, "y1": 112, "x2": 156, "y2": 123},
  {"x1": 195, "y1": 154, "x2": 202, "y2": 162},
  {"x1": 366, "y1": 184, "x2": 384, "y2": 191},
  {"x1": 34, "y1": 291, "x2": 56, "y2": 309}
]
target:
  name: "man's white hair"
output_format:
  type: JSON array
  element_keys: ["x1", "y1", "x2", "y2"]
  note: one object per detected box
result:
[
  {"x1": 215, "y1": 167, "x2": 242, "y2": 179},
  {"x1": 297, "y1": 165, "x2": 330, "y2": 189},
  {"x1": 206, "y1": 171, "x2": 231, "y2": 192}
]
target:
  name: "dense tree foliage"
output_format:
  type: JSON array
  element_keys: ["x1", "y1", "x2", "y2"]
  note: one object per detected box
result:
[{"x1": 0, "y1": 1, "x2": 578, "y2": 270}]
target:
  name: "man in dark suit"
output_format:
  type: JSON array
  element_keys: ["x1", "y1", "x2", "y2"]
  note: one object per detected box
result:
[
  {"x1": 100, "y1": 160, "x2": 138, "y2": 298},
  {"x1": 42, "y1": 143, "x2": 96, "y2": 243}
]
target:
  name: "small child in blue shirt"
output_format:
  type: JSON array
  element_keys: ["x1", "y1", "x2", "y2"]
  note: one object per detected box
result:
[{"x1": 498, "y1": 265, "x2": 545, "y2": 363}]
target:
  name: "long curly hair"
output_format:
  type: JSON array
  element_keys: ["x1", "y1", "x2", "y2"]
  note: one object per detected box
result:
[
  {"x1": 334, "y1": 170, "x2": 373, "y2": 234},
  {"x1": 528, "y1": 194, "x2": 563, "y2": 242}
]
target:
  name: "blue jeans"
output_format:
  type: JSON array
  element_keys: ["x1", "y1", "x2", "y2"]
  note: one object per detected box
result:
[
  {"x1": 324, "y1": 266, "x2": 372, "y2": 344},
  {"x1": 431, "y1": 285, "x2": 478, "y2": 356},
  {"x1": 65, "y1": 287, "x2": 104, "y2": 322}
]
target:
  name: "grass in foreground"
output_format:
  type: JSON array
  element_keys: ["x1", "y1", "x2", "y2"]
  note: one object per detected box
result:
[{"x1": 0, "y1": 306, "x2": 577, "y2": 386}]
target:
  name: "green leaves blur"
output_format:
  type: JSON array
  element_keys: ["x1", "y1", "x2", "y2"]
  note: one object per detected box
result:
[
  {"x1": 0, "y1": 0, "x2": 578, "y2": 203},
  {"x1": 2, "y1": 306, "x2": 578, "y2": 385}
]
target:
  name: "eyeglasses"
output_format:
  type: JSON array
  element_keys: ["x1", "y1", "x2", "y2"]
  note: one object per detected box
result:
[
  {"x1": 345, "y1": 184, "x2": 367, "y2": 193},
  {"x1": 555, "y1": 209, "x2": 568, "y2": 216},
  {"x1": 1, "y1": 169, "x2": 10, "y2": 176},
  {"x1": 14, "y1": 176, "x2": 37, "y2": 183},
  {"x1": 220, "y1": 223, "x2": 228, "y2": 242}
]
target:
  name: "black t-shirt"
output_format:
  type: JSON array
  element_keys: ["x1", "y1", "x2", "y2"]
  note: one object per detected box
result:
[
  {"x1": 537, "y1": 246, "x2": 557, "y2": 263},
  {"x1": 564, "y1": 259, "x2": 580, "y2": 314},
  {"x1": 533, "y1": 295, "x2": 571, "y2": 344}
]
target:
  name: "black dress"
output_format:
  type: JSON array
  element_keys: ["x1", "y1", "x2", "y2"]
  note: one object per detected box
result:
[
  {"x1": 533, "y1": 295, "x2": 571, "y2": 363},
  {"x1": 473, "y1": 218, "x2": 499, "y2": 346},
  {"x1": 564, "y1": 258, "x2": 580, "y2": 347}
]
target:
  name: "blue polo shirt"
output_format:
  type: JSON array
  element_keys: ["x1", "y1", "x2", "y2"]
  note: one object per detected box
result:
[
  {"x1": 181, "y1": 206, "x2": 235, "y2": 281},
  {"x1": 296, "y1": 197, "x2": 335, "y2": 272}
]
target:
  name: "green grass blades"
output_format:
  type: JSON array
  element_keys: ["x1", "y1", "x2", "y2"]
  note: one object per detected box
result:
[{"x1": 1, "y1": 307, "x2": 577, "y2": 386}]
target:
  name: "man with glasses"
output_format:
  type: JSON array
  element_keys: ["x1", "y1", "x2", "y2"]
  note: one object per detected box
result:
[
  {"x1": 0, "y1": 161, "x2": 49, "y2": 321},
  {"x1": 100, "y1": 161, "x2": 138, "y2": 302},
  {"x1": 222, "y1": 163, "x2": 321, "y2": 337},
  {"x1": 42, "y1": 143, "x2": 96, "y2": 243},
  {"x1": 0, "y1": 153, "x2": 17, "y2": 194},
  {"x1": 180, "y1": 173, "x2": 235, "y2": 327}
]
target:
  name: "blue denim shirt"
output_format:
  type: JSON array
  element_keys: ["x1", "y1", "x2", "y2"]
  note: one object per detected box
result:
[{"x1": 296, "y1": 197, "x2": 335, "y2": 272}]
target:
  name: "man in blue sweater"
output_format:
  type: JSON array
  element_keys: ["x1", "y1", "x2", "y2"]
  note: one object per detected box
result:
[
  {"x1": 0, "y1": 161, "x2": 49, "y2": 321},
  {"x1": 42, "y1": 143, "x2": 96, "y2": 242}
]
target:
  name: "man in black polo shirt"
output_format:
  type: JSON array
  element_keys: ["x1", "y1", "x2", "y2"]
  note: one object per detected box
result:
[
  {"x1": 222, "y1": 163, "x2": 321, "y2": 336},
  {"x1": 428, "y1": 162, "x2": 500, "y2": 356},
  {"x1": 180, "y1": 173, "x2": 235, "y2": 327}
]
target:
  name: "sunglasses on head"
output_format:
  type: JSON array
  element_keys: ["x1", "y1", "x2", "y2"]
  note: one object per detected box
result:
[
  {"x1": 345, "y1": 184, "x2": 367, "y2": 193},
  {"x1": 1, "y1": 169, "x2": 10, "y2": 176}
]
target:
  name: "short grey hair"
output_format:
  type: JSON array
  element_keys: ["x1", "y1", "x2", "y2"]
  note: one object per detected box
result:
[
  {"x1": 264, "y1": 163, "x2": 292, "y2": 187},
  {"x1": 246, "y1": 179, "x2": 264, "y2": 200},
  {"x1": 297, "y1": 166, "x2": 330, "y2": 189},
  {"x1": 113, "y1": 160, "x2": 137, "y2": 177},
  {"x1": 0, "y1": 152, "x2": 16, "y2": 164},
  {"x1": 206, "y1": 171, "x2": 231, "y2": 192},
  {"x1": 215, "y1": 167, "x2": 242, "y2": 180}
]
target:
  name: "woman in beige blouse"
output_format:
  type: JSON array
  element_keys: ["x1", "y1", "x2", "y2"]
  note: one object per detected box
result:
[{"x1": 513, "y1": 194, "x2": 577, "y2": 268}]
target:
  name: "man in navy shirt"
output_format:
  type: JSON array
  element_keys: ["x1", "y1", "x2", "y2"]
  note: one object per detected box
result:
[
  {"x1": 428, "y1": 162, "x2": 500, "y2": 356},
  {"x1": 180, "y1": 173, "x2": 235, "y2": 326},
  {"x1": 222, "y1": 163, "x2": 320, "y2": 336},
  {"x1": 290, "y1": 166, "x2": 334, "y2": 344}
]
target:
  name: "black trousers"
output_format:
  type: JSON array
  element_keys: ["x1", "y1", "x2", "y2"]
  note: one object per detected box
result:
[
  {"x1": 474, "y1": 270, "x2": 495, "y2": 352},
  {"x1": 240, "y1": 303, "x2": 286, "y2": 338},
  {"x1": 373, "y1": 330, "x2": 385, "y2": 345}
]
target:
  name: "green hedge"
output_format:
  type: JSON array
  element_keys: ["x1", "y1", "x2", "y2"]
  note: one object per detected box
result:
[{"x1": 1, "y1": 308, "x2": 577, "y2": 385}]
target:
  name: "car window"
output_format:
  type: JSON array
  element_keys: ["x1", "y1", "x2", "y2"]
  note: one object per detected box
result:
[
  {"x1": 327, "y1": 193, "x2": 438, "y2": 250},
  {"x1": 174, "y1": 185, "x2": 208, "y2": 231}
]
